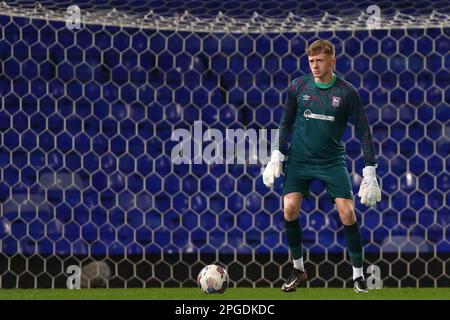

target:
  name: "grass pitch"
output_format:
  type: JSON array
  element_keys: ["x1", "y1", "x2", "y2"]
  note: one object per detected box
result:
[{"x1": 0, "y1": 288, "x2": 447, "y2": 300}]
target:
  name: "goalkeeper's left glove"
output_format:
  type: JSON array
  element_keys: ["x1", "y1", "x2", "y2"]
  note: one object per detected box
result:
[{"x1": 358, "y1": 166, "x2": 381, "y2": 208}]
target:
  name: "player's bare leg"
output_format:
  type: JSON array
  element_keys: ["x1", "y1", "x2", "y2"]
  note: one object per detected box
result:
[
  {"x1": 335, "y1": 198, "x2": 368, "y2": 293},
  {"x1": 284, "y1": 192, "x2": 302, "y2": 221},
  {"x1": 281, "y1": 192, "x2": 308, "y2": 292}
]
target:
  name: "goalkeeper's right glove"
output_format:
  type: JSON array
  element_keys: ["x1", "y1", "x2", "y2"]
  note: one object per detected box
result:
[
  {"x1": 358, "y1": 166, "x2": 382, "y2": 208},
  {"x1": 263, "y1": 150, "x2": 285, "y2": 188}
]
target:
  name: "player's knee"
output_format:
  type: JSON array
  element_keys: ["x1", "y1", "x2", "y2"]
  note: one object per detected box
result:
[
  {"x1": 284, "y1": 205, "x2": 299, "y2": 221},
  {"x1": 336, "y1": 199, "x2": 356, "y2": 225},
  {"x1": 283, "y1": 194, "x2": 302, "y2": 221},
  {"x1": 339, "y1": 208, "x2": 356, "y2": 225},
  {"x1": 284, "y1": 201, "x2": 300, "y2": 221}
]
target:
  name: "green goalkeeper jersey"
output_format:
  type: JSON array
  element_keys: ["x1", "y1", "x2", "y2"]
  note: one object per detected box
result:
[{"x1": 276, "y1": 73, "x2": 376, "y2": 166}]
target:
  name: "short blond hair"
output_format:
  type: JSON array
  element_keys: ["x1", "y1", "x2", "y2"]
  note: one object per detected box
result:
[{"x1": 306, "y1": 40, "x2": 335, "y2": 56}]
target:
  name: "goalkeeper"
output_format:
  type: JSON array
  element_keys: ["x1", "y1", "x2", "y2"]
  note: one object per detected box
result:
[{"x1": 263, "y1": 40, "x2": 381, "y2": 293}]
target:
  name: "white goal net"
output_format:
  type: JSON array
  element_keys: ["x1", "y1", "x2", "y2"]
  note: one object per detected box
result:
[{"x1": 0, "y1": 0, "x2": 449, "y2": 288}]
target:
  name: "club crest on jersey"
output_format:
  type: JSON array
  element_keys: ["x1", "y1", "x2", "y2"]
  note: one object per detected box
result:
[{"x1": 332, "y1": 96, "x2": 341, "y2": 107}]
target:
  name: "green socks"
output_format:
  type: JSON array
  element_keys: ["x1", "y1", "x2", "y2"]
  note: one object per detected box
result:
[
  {"x1": 344, "y1": 222, "x2": 363, "y2": 268},
  {"x1": 285, "y1": 218, "x2": 303, "y2": 260},
  {"x1": 285, "y1": 219, "x2": 363, "y2": 270}
]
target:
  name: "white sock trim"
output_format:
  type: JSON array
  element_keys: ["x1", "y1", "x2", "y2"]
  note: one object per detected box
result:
[
  {"x1": 353, "y1": 267, "x2": 364, "y2": 280},
  {"x1": 293, "y1": 257, "x2": 305, "y2": 271}
]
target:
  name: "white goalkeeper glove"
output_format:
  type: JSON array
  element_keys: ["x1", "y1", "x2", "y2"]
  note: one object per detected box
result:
[
  {"x1": 263, "y1": 150, "x2": 285, "y2": 188},
  {"x1": 358, "y1": 166, "x2": 381, "y2": 208}
]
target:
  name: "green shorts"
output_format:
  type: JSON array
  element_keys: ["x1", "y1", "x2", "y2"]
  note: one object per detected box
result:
[{"x1": 282, "y1": 159, "x2": 354, "y2": 201}]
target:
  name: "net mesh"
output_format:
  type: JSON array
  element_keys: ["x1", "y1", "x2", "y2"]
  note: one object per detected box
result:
[
  {"x1": 0, "y1": 0, "x2": 449, "y2": 289},
  {"x1": 1, "y1": 1, "x2": 450, "y2": 32}
]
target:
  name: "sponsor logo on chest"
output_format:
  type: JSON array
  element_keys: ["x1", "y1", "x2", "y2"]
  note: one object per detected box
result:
[{"x1": 303, "y1": 109, "x2": 335, "y2": 122}]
